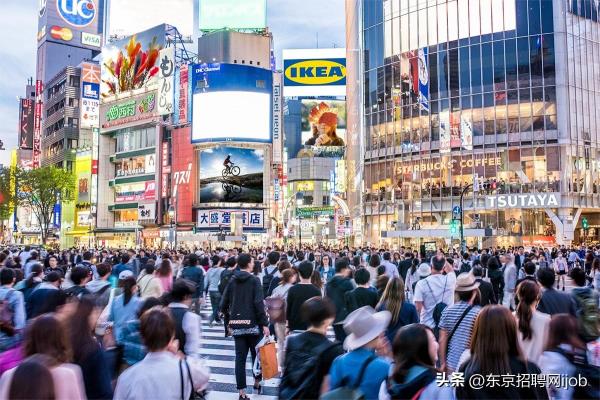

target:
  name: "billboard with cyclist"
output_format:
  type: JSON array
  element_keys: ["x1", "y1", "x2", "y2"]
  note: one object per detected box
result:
[{"x1": 198, "y1": 146, "x2": 264, "y2": 204}]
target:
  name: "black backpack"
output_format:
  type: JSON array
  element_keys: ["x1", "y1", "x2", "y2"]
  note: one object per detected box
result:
[
  {"x1": 279, "y1": 339, "x2": 341, "y2": 399},
  {"x1": 218, "y1": 269, "x2": 234, "y2": 294},
  {"x1": 548, "y1": 347, "x2": 600, "y2": 400},
  {"x1": 262, "y1": 267, "x2": 276, "y2": 296}
]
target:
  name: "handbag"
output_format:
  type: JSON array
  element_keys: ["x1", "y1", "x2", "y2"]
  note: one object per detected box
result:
[
  {"x1": 264, "y1": 296, "x2": 286, "y2": 323},
  {"x1": 256, "y1": 336, "x2": 279, "y2": 380},
  {"x1": 95, "y1": 287, "x2": 116, "y2": 336},
  {"x1": 179, "y1": 359, "x2": 208, "y2": 400}
]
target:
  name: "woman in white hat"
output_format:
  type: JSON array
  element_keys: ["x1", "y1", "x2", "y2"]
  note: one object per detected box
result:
[{"x1": 327, "y1": 306, "x2": 392, "y2": 400}]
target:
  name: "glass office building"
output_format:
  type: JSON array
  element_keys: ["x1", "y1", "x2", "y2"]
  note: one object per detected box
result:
[{"x1": 347, "y1": 0, "x2": 600, "y2": 247}]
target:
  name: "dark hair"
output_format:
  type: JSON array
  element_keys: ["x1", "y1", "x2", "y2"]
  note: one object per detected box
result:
[
  {"x1": 68, "y1": 296, "x2": 98, "y2": 362},
  {"x1": 45, "y1": 271, "x2": 62, "y2": 283},
  {"x1": 369, "y1": 253, "x2": 381, "y2": 268},
  {"x1": 8, "y1": 355, "x2": 56, "y2": 400},
  {"x1": 301, "y1": 296, "x2": 335, "y2": 327},
  {"x1": 536, "y1": 267, "x2": 555, "y2": 288},
  {"x1": 523, "y1": 261, "x2": 536, "y2": 275},
  {"x1": 376, "y1": 274, "x2": 390, "y2": 293},
  {"x1": 569, "y1": 267, "x2": 587, "y2": 286},
  {"x1": 82, "y1": 251, "x2": 92, "y2": 261},
  {"x1": 24, "y1": 314, "x2": 70, "y2": 364},
  {"x1": 225, "y1": 257, "x2": 237, "y2": 268},
  {"x1": 467, "y1": 305, "x2": 523, "y2": 375},
  {"x1": 277, "y1": 260, "x2": 291, "y2": 273},
  {"x1": 354, "y1": 268, "x2": 371, "y2": 285},
  {"x1": 25, "y1": 263, "x2": 44, "y2": 289},
  {"x1": 334, "y1": 257, "x2": 350, "y2": 273},
  {"x1": 140, "y1": 307, "x2": 175, "y2": 352},
  {"x1": 392, "y1": 324, "x2": 435, "y2": 383},
  {"x1": 431, "y1": 254, "x2": 446, "y2": 271},
  {"x1": 0, "y1": 268, "x2": 15, "y2": 285},
  {"x1": 515, "y1": 280, "x2": 540, "y2": 341},
  {"x1": 295, "y1": 261, "x2": 312, "y2": 279},
  {"x1": 137, "y1": 297, "x2": 162, "y2": 318},
  {"x1": 157, "y1": 259, "x2": 172, "y2": 277},
  {"x1": 311, "y1": 269, "x2": 323, "y2": 289},
  {"x1": 237, "y1": 253, "x2": 253, "y2": 270},
  {"x1": 199, "y1": 257, "x2": 209, "y2": 267},
  {"x1": 280, "y1": 269, "x2": 296, "y2": 284},
  {"x1": 70, "y1": 266, "x2": 89, "y2": 285},
  {"x1": 96, "y1": 262, "x2": 112, "y2": 278},
  {"x1": 545, "y1": 314, "x2": 585, "y2": 351},
  {"x1": 170, "y1": 279, "x2": 196, "y2": 302},
  {"x1": 120, "y1": 276, "x2": 137, "y2": 305},
  {"x1": 472, "y1": 265, "x2": 483, "y2": 277},
  {"x1": 121, "y1": 254, "x2": 130, "y2": 264},
  {"x1": 211, "y1": 255, "x2": 222, "y2": 267},
  {"x1": 187, "y1": 254, "x2": 198, "y2": 266},
  {"x1": 267, "y1": 251, "x2": 280, "y2": 266}
]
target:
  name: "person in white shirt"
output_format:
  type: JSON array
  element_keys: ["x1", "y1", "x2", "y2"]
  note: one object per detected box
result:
[
  {"x1": 381, "y1": 252, "x2": 400, "y2": 279},
  {"x1": 168, "y1": 280, "x2": 202, "y2": 358},
  {"x1": 114, "y1": 307, "x2": 209, "y2": 400},
  {"x1": 515, "y1": 280, "x2": 550, "y2": 363},
  {"x1": 503, "y1": 254, "x2": 517, "y2": 309},
  {"x1": 413, "y1": 254, "x2": 456, "y2": 329}
]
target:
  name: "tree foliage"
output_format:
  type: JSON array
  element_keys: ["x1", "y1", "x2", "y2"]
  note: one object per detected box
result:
[
  {"x1": 0, "y1": 167, "x2": 17, "y2": 221},
  {"x1": 16, "y1": 166, "x2": 75, "y2": 243}
]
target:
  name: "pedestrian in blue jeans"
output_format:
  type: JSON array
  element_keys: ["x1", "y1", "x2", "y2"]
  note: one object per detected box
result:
[{"x1": 204, "y1": 256, "x2": 225, "y2": 326}]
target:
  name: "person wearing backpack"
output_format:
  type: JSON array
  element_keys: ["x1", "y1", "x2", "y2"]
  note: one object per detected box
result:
[
  {"x1": 539, "y1": 314, "x2": 600, "y2": 400},
  {"x1": 325, "y1": 306, "x2": 391, "y2": 400},
  {"x1": 570, "y1": 267, "x2": 600, "y2": 343},
  {"x1": 261, "y1": 251, "x2": 279, "y2": 298},
  {"x1": 204, "y1": 256, "x2": 225, "y2": 326},
  {"x1": 180, "y1": 254, "x2": 204, "y2": 313},
  {"x1": 0, "y1": 268, "x2": 26, "y2": 352},
  {"x1": 218, "y1": 257, "x2": 237, "y2": 295},
  {"x1": 63, "y1": 266, "x2": 92, "y2": 299},
  {"x1": 413, "y1": 254, "x2": 456, "y2": 336},
  {"x1": 279, "y1": 297, "x2": 344, "y2": 399}
]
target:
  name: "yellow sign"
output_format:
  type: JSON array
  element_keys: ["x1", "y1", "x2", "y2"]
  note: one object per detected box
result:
[
  {"x1": 284, "y1": 60, "x2": 346, "y2": 85},
  {"x1": 295, "y1": 181, "x2": 314, "y2": 191}
]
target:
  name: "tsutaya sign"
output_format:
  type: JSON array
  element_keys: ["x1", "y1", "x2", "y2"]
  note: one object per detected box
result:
[{"x1": 486, "y1": 193, "x2": 560, "y2": 209}]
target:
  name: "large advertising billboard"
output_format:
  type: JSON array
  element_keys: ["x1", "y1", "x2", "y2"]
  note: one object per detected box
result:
[
  {"x1": 199, "y1": 0, "x2": 266, "y2": 31},
  {"x1": 171, "y1": 127, "x2": 195, "y2": 223},
  {"x1": 115, "y1": 154, "x2": 156, "y2": 177},
  {"x1": 38, "y1": 0, "x2": 104, "y2": 50},
  {"x1": 19, "y1": 99, "x2": 34, "y2": 149},
  {"x1": 108, "y1": 0, "x2": 194, "y2": 41},
  {"x1": 114, "y1": 181, "x2": 156, "y2": 203},
  {"x1": 80, "y1": 62, "x2": 100, "y2": 129},
  {"x1": 199, "y1": 146, "x2": 264, "y2": 204},
  {"x1": 99, "y1": 91, "x2": 158, "y2": 132},
  {"x1": 100, "y1": 24, "x2": 166, "y2": 99},
  {"x1": 282, "y1": 48, "x2": 346, "y2": 97},
  {"x1": 191, "y1": 63, "x2": 272, "y2": 143}
]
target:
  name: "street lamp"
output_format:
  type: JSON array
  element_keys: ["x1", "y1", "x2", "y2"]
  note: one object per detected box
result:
[
  {"x1": 168, "y1": 203, "x2": 176, "y2": 250},
  {"x1": 297, "y1": 198, "x2": 303, "y2": 247}
]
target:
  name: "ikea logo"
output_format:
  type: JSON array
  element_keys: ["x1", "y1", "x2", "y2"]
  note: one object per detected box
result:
[{"x1": 284, "y1": 58, "x2": 346, "y2": 86}]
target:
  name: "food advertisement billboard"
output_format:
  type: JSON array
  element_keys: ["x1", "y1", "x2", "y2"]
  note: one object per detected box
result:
[
  {"x1": 199, "y1": 146, "x2": 264, "y2": 204},
  {"x1": 19, "y1": 99, "x2": 34, "y2": 149},
  {"x1": 199, "y1": 0, "x2": 266, "y2": 30},
  {"x1": 282, "y1": 48, "x2": 346, "y2": 97},
  {"x1": 108, "y1": 0, "x2": 194, "y2": 41},
  {"x1": 100, "y1": 24, "x2": 166, "y2": 99},
  {"x1": 191, "y1": 63, "x2": 272, "y2": 143}
]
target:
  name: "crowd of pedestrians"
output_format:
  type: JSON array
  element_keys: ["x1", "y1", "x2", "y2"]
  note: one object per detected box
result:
[{"x1": 0, "y1": 244, "x2": 598, "y2": 399}]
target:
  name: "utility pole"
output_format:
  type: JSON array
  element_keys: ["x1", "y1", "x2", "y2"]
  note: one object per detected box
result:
[{"x1": 459, "y1": 183, "x2": 473, "y2": 253}]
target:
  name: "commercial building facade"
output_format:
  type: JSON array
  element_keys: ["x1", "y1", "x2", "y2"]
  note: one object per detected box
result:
[{"x1": 347, "y1": 0, "x2": 600, "y2": 247}]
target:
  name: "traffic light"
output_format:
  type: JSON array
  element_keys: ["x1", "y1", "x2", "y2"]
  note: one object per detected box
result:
[
  {"x1": 450, "y1": 219, "x2": 459, "y2": 236},
  {"x1": 582, "y1": 217, "x2": 589, "y2": 230}
]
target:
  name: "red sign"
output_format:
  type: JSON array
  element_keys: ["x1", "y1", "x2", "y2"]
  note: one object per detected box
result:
[
  {"x1": 19, "y1": 99, "x2": 34, "y2": 149},
  {"x1": 171, "y1": 127, "x2": 195, "y2": 223},
  {"x1": 178, "y1": 64, "x2": 188, "y2": 124},
  {"x1": 33, "y1": 80, "x2": 43, "y2": 168},
  {"x1": 144, "y1": 181, "x2": 156, "y2": 200},
  {"x1": 161, "y1": 141, "x2": 170, "y2": 198}
]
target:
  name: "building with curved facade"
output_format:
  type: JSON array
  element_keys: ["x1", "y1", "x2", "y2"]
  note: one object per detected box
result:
[{"x1": 346, "y1": 0, "x2": 600, "y2": 247}]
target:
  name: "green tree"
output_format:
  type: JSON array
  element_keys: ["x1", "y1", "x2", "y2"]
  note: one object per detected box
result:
[
  {"x1": 0, "y1": 167, "x2": 17, "y2": 221},
  {"x1": 16, "y1": 166, "x2": 76, "y2": 244}
]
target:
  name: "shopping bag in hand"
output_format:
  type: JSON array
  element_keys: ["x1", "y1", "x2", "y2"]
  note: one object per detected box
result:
[{"x1": 257, "y1": 337, "x2": 278, "y2": 380}]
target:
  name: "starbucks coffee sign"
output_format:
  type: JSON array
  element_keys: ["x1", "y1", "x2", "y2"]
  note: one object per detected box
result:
[{"x1": 486, "y1": 193, "x2": 560, "y2": 209}]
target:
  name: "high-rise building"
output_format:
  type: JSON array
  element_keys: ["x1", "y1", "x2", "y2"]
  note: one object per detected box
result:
[{"x1": 346, "y1": 0, "x2": 600, "y2": 247}]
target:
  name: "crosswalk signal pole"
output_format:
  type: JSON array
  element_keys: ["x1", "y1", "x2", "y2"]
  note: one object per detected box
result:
[{"x1": 460, "y1": 183, "x2": 474, "y2": 253}]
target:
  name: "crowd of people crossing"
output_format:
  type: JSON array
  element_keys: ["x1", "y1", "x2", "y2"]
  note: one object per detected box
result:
[{"x1": 0, "y1": 243, "x2": 598, "y2": 399}]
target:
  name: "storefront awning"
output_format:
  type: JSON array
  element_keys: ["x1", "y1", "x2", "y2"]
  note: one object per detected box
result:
[{"x1": 108, "y1": 203, "x2": 138, "y2": 211}]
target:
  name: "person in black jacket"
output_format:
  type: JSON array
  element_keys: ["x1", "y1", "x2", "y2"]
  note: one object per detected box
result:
[
  {"x1": 472, "y1": 266, "x2": 496, "y2": 306},
  {"x1": 397, "y1": 252, "x2": 414, "y2": 282},
  {"x1": 325, "y1": 257, "x2": 354, "y2": 342},
  {"x1": 220, "y1": 253, "x2": 269, "y2": 400},
  {"x1": 26, "y1": 271, "x2": 66, "y2": 319},
  {"x1": 345, "y1": 267, "x2": 378, "y2": 314}
]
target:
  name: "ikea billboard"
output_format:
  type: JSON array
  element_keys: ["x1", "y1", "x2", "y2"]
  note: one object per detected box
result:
[{"x1": 282, "y1": 48, "x2": 346, "y2": 97}]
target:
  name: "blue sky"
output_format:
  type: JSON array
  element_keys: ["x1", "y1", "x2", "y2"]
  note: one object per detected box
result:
[{"x1": 0, "y1": 0, "x2": 345, "y2": 166}]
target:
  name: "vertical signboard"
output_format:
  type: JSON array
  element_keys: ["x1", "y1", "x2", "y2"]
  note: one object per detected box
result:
[
  {"x1": 80, "y1": 62, "x2": 100, "y2": 129},
  {"x1": 178, "y1": 64, "x2": 189, "y2": 124},
  {"x1": 272, "y1": 72, "x2": 282, "y2": 164},
  {"x1": 157, "y1": 47, "x2": 175, "y2": 116},
  {"x1": 418, "y1": 48, "x2": 429, "y2": 112},
  {"x1": 171, "y1": 127, "x2": 195, "y2": 223},
  {"x1": 33, "y1": 80, "x2": 43, "y2": 168},
  {"x1": 161, "y1": 141, "x2": 170, "y2": 198},
  {"x1": 19, "y1": 99, "x2": 34, "y2": 149},
  {"x1": 90, "y1": 127, "x2": 99, "y2": 217}
]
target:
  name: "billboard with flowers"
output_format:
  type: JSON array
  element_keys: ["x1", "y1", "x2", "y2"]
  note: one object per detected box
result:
[{"x1": 101, "y1": 24, "x2": 166, "y2": 99}]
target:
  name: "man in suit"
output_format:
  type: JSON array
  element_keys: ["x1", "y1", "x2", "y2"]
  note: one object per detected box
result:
[
  {"x1": 472, "y1": 265, "x2": 496, "y2": 305},
  {"x1": 514, "y1": 246, "x2": 526, "y2": 271}
]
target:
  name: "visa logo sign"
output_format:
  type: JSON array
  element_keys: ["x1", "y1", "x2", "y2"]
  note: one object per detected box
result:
[{"x1": 284, "y1": 58, "x2": 346, "y2": 86}]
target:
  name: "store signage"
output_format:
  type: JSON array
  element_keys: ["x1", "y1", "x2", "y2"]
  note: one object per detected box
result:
[
  {"x1": 116, "y1": 154, "x2": 156, "y2": 177},
  {"x1": 81, "y1": 31, "x2": 100, "y2": 47},
  {"x1": 196, "y1": 209, "x2": 265, "y2": 229},
  {"x1": 80, "y1": 62, "x2": 100, "y2": 129},
  {"x1": 157, "y1": 47, "x2": 175, "y2": 115},
  {"x1": 178, "y1": 64, "x2": 188, "y2": 123},
  {"x1": 137, "y1": 203, "x2": 156, "y2": 221},
  {"x1": 284, "y1": 59, "x2": 346, "y2": 86},
  {"x1": 57, "y1": 0, "x2": 97, "y2": 28},
  {"x1": 486, "y1": 193, "x2": 560, "y2": 209},
  {"x1": 19, "y1": 99, "x2": 34, "y2": 149},
  {"x1": 398, "y1": 156, "x2": 502, "y2": 174},
  {"x1": 272, "y1": 74, "x2": 282, "y2": 164},
  {"x1": 101, "y1": 92, "x2": 157, "y2": 130},
  {"x1": 115, "y1": 181, "x2": 155, "y2": 202},
  {"x1": 50, "y1": 25, "x2": 73, "y2": 41},
  {"x1": 115, "y1": 220, "x2": 138, "y2": 228},
  {"x1": 33, "y1": 80, "x2": 43, "y2": 168},
  {"x1": 297, "y1": 206, "x2": 335, "y2": 218},
  {"x1": 77, "y1": 211, "x2": 91, "y2": 226},
  {"x1": 282, "y1": 48, "x2": 346, "y2": 97}
]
